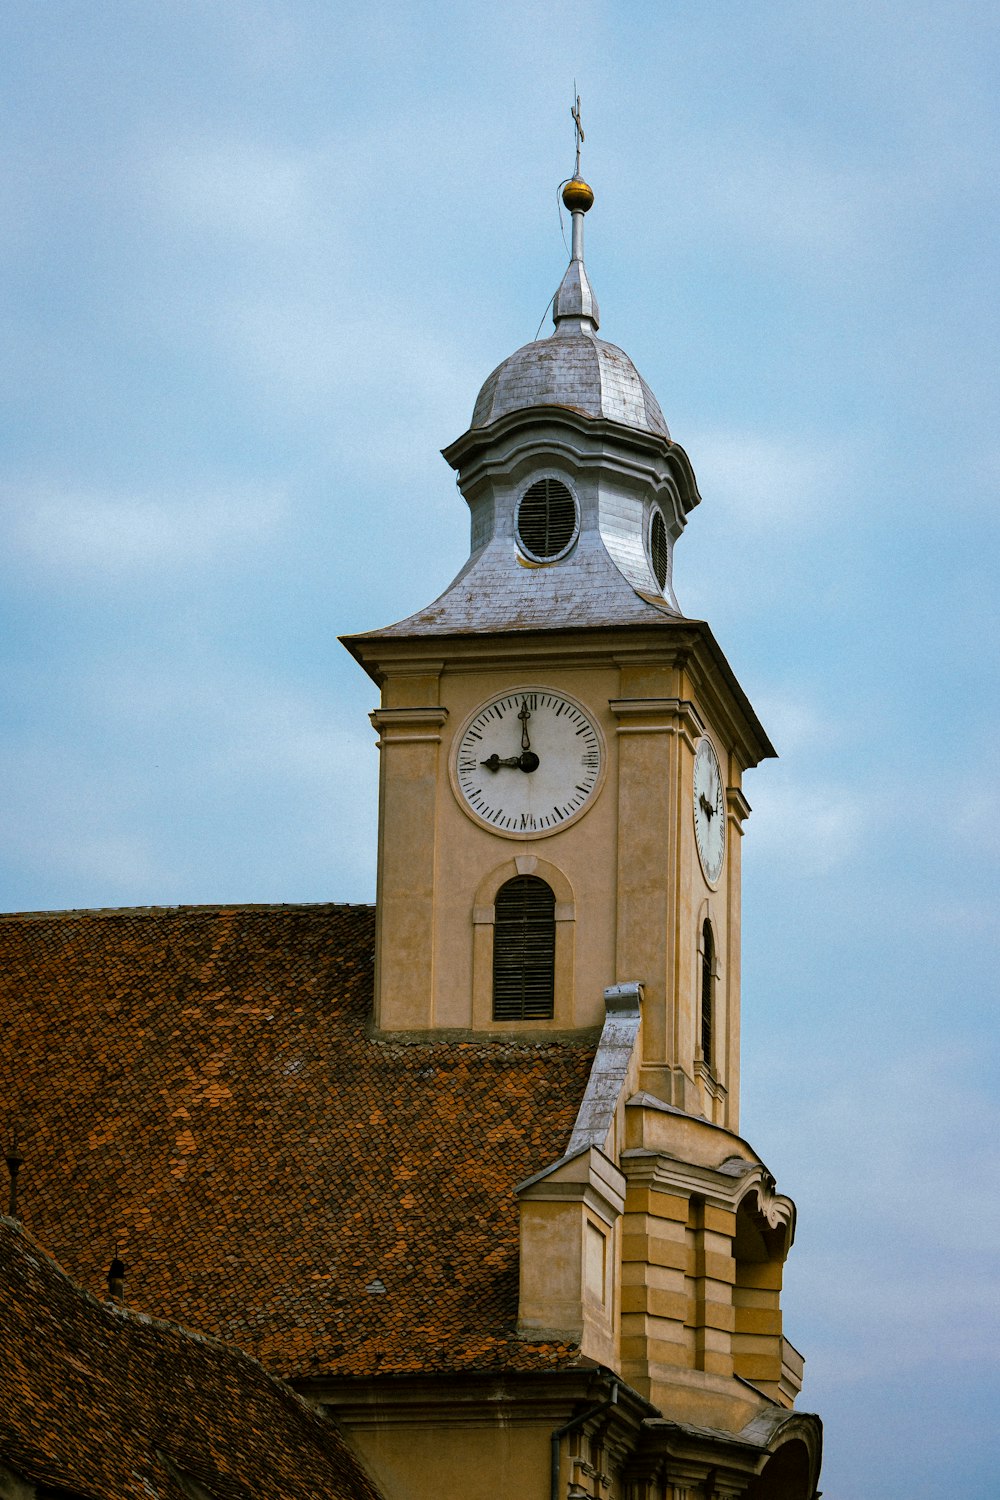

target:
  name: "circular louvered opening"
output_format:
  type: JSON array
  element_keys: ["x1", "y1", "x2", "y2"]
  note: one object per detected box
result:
[
  {"x1": 649, "y1": 506, "x2": 669, "y2": 591},
  {"x1": 515, "y1": 477, "x2": 578, "y2": 561}
]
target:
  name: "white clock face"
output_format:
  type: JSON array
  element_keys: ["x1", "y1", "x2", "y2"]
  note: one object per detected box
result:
[
  {"x1": 693, "y1": 736, "x2": 726, "y2": 885},
  {"x1": 453, "y1": 689, "x2": 604, "y2": 838}
]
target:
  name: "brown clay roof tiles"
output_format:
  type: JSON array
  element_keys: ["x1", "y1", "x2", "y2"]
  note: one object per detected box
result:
[
  {"x1": 0, "y1": 904, "x2": 595, "y2": 1381},
  {"x1": 0, "y1": 1213, "x2": 383, "y2": 1500}
]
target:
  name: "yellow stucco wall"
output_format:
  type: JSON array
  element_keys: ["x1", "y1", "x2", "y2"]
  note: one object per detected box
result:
[{"x1": 363, "y1": 627, "x2": 757, "y2": 1134}]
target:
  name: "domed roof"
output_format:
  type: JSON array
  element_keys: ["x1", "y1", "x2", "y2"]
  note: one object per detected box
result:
[
  {"x1": 471, "y1": 330, "x2": 670, "y2": 438},
  {"x1": 469, "y1": 174, "x2": 669, "y2": 440}
]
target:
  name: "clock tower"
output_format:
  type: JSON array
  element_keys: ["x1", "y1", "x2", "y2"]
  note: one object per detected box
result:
[{"x1": 344, "y1": 173, "x2": 773, "y2": 1129}]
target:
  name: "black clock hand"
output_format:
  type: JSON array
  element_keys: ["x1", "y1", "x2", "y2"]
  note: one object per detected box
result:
[
  {"x1": 482, "y1": 751, "x2": 541, "y2": 773},
  {"x1": 518, "y1": 699, "x2": 531, "y2": 750},
  {"x1": 481, "y1": 754, "x2": 521, "y2": 771}
]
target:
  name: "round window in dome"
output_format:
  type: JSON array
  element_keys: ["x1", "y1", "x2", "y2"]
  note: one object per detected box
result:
[
  {"x1": 515, "y1": 478, "x2": 578, "y2": 561},
  {"x1": 649, "y1": 506, "x2": 670, "y2": 592}
]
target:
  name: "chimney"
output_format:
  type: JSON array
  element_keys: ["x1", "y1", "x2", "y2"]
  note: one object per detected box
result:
[
  {"x1": 5, "y1": 1127, "x2": 24, "y2": 1222},
  {"x1": 107, "y1": 1248, "x2": 127, "y2": 1302}
]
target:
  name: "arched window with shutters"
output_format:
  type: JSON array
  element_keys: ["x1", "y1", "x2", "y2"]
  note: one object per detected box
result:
[
  {"x1": 492, "y1": 876, "x2": 556, "y2": 1020},
  {"x1": 649, "y1": 505, "x2": 670, "y2": 592},
  {"x1": 700, "y1": 918, "x2": 715, "y2": 1067}
]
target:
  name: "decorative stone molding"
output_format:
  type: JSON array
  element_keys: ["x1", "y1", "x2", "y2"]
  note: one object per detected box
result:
[
  {"x1": 732, "y1": 1169, "x2": 797, "y2": 1242},
  {"x1": 725, "y1": 785, "x2": 751, "y2": 833},
  {"x1": 472, "y1": 856, "x2": 575, "y2": 912},
  {"x1": 609, "y1": 697, "x2": 704, "y2": 752},
  {"x1": 368, "y1": 706, "x2": 449, "y2": 745},
  {"x1": 621, "y1": 1146, "x2": 795, "y2": 1244}
]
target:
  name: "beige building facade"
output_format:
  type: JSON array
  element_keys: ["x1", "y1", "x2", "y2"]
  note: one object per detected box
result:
[{"x1": 337, "y1": 172, "x2": 822, "y2": 1499}]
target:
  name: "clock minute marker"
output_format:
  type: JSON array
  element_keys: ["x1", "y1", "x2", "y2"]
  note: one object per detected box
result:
[{"x1": 454, "y1": 689, "x2": 604, "y2": 837}]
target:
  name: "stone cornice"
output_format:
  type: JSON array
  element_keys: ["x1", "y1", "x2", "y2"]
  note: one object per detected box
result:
[
  {"x1": 515, "y1": 1145, "x2": 627, "y2": 1226},
  {"x1": 368, "y1": 706, "x2": 449, "y2": 745},
  {"x1": 344, "y1": 622, "x2": 774, "y2": 769},
  {"x1": 442, "y1": 404, "x2": 685, "y2": 480},
  {"x1": 726, "y1": 785, "x2": 752, "y2": 831},
  {"x1": 621, "y1": 1149, "x2": 796, "y2": 1245},
  {"x1": 609, "y1": 696, "x2": 704, "y2": 749},
  {"x1": 640, "y1": 1407, "x2": 823, "y2": 1497}
]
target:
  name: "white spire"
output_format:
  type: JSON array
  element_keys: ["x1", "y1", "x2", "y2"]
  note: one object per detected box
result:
[
  {"x1": 552, "y1": 99, "x2": 599, "y2": 334},
  {"x1": 552, "y1": 182, "x2": 600, "y2": 335}
]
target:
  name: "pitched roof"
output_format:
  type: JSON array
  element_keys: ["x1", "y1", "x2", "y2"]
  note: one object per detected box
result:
[
  {"x1": 0, "y1": 1214, "x2": 383, "y2": 1500},
  {"x1": 0, "y1": 904, "x2": 595, "y2": 1381}
]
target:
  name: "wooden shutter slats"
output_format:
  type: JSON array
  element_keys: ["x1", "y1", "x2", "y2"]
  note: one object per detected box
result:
[
  {"x1": 701, "y1": 920, "x2": 714, "y2": 1065},
  {"x1": 517, "y1": 478, "x2": 576, "y2": 559},
  {"x1": 492, "y1": 876, "x2": 556, "y2": 1021}
]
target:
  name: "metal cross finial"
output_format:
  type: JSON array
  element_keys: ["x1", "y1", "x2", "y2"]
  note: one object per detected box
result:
[{"x1": 571, "y1": 89, "x2": 584, "y2": 177}]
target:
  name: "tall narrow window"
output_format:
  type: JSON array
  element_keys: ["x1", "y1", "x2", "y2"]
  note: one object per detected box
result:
[
  {"x1": 700, "y1": 920, "x2": 714, "y2": 1066},
  {"x1": 492, "y1": 876, "x2": 556, "y2": 1020},
  {"x1": 649, "y1": 506, "x2": 670, "y2": 591}
]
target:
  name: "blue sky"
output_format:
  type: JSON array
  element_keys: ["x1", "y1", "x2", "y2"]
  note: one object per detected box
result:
[{"x1": 2, "y1": 4, "x2": 998, "y2": 1495}]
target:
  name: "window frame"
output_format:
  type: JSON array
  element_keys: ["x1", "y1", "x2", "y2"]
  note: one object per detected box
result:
[
  {"x1": 514, "y1": 473, "x2": 580, "y2": 564},
  {"x1": 472, "y1": 857, "x2": 576, "y2": 1030}
]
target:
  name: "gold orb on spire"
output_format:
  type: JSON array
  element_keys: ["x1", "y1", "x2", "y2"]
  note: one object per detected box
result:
[{"x1": 562, "y1": 177, "x2": 595, "y2": 213}]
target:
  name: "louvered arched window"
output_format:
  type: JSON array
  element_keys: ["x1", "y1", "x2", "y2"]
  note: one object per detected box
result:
[
  {"x1": 650, "y1": 506, "x2": 670, "y2": 591},
  {"x1": 492, "y1": 876, "x2": 556, "y2": 1020},
  {"x1": 700, "y1": 919, "x2": 715, "y2": 1066}
]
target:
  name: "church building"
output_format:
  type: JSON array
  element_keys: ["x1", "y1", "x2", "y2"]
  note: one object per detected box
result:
[{"x1": 0, "y1": 160, "x2": 822, "y2": 1500}]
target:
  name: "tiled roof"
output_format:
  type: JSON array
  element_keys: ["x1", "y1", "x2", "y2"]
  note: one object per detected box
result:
[
  {"x1": 0, "y1": 904, "x2": 595, "y2": 1381},
  {"x1": 0, "y1": 1213, "x2": 383, "y2": 1500}
]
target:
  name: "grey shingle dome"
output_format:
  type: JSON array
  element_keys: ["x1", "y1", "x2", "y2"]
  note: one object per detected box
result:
[
  {"x1": 471, "y1": 330, "x2": 670, "y2": 439},
  {"x1": 470, "y1": 179, "x2": 670, "y2": 441}
]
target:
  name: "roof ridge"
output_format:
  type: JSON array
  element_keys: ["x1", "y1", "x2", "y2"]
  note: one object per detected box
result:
[
  {"x1": 0, "y1": 901, "x2": 376, "y2": 921},
  {"x1": 0, "y1": 1214, "x2": 384, "y2": 1499}
]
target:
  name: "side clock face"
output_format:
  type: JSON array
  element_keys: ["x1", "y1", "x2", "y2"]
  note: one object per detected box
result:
[
  {"x1": 453, "y1": 689, "x2": 605, "y2": 838},
  {"x1": 693, "y1": 736, "x2": 726, "y2": 885}
]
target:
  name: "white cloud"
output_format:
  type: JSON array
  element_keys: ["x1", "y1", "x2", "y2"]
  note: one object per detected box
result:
[
  {"x1": 944, "y1": 785, "x2": 1000, "y2": 862},
  {"x1": 748, "y1": 774, "x2": 869, "y2": 874},
  {"x1": 749, "y1": 689, "x2": 843, "y2": 756},
  {"x1": 1, "y1": 484, "x2": 286, "y2": 582},
  {"x1": 698, "y1": 149, "x2": 877, "y2": 264},
  {"x1": 800, "y1": 1259, "x2": 1000, "y2": 1384},
  {"x1": 767, "y1": 1043, "x2": 1000, "y2": 1398},
  {"x1": 64, "y1": 833, "x2": 169, "y2": 893},
  {"x1": 0, "y1": 656, "x2": 380, "y2": 908},
  {"x1": 807, "y1": 1050, "x2": 1000, "y2": 1236},
  {"x1": 921, "y1": 897, "x2": 999, "y2": 936},
  {"x1": 88, "y1": 653, "x2": 378, "y2": 831},
  {"x1": 206, "y1": 290, "x2": 484, "y2": 492},
  {"x1": 631, "y1": 111, "x2": 889, "y2": 275},
  {"x1": 684, "y1": 430, "x2": 843, "y2": 533},
  {"x1": 0, "y1": 742, "x2": 172, "y2": 902},
  {"x1": 221, "y1": 296, "x2": 478, "y2": 410},
  {"x1": 143, "y1": 139, "x2": 319, "y2": 241}
]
